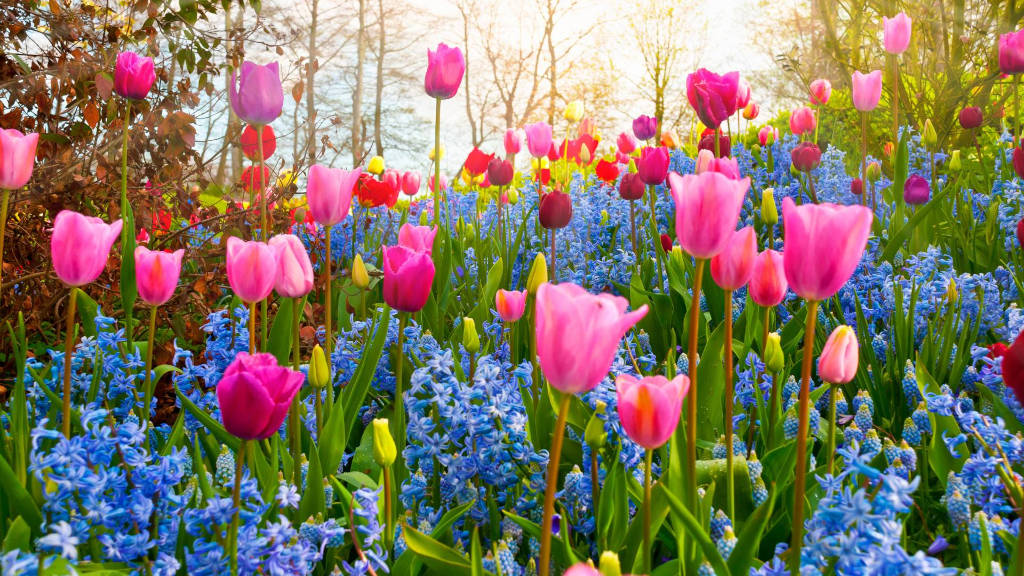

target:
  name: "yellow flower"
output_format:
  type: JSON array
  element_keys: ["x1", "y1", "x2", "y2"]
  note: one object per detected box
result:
[
  {"x1": 367, "y1": 155, "x2": 385, "y2": 175},
  {"x1": 352, "y1": 254, "x2": 369, "y2": 290},
  {"x1": 564, "y1": 100, "x2": 585, "y2": 123},
  {"x1": 372, "y1": 419, "x2": 397, "y2": 467}
]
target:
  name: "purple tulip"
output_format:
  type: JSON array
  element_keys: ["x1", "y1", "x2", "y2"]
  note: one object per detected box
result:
[
  {"x1": 903, "y1": 174, "x2": 930, "y2": 205},
  {"x1": 637, "y1": 146, "x2": 670, "y2": 186},
  {"x1": 229, "y1": 61, "x2": 284, "y2": 126},
  {"x1": 632, "y1": 115, "x2": 657, "y2": 141}
]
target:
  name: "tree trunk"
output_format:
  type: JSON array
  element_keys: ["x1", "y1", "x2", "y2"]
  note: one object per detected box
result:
[
  {"x1": 461, "y1": 4, "x2": 479, "y2": 146},
  {"x1": 373, "y1": 0, "x2": 385, "y2": 156},
  {"x1": 352, "y1": 0, "x2": 366, "y2": 167},
  {"x1": 546, "y1": 0, "x2": 557, "y2": 126},
  {"x1": 306, "y1": 0, "x2": 319, "y2": 164}
]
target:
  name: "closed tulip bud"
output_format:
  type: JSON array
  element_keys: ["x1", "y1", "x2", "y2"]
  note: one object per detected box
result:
[
  {"x1": 564, "y1": 100, "x2": 584, "y2": 123},
  {"x1": 903, "y1": 174, "x2": 930, "y2": 205},
  {"x1": 429, "y1": 145, "x2": 445, "y2": 161},
  {"x1": 504, "y1": 128, "x2": 522, "y2": 155},
  {"x1": 617, "y1": 132, "x2": 638, "y2": 155},
  {"x1": 1003, "y1": 328, "x2": 1024, "y2": 406},
  {"x1": 495, "y1": 289, "x2": 527, "y2": 322},
  {"x1": 600, "y1": 210, "x2": 609, "y2": 226},
  {"x1": 866, "y1": 161, "x2": 882, "y2": 181},
  {"x1": 352, "y1": 253, "x2": 370, "y2": 289},
  {"x1": 789, "y1": 106, "x2": 817, "y2": 136},
  {"x1": 306, "y1": 165, "x2": 361, "y2": 227},
  {"x1": 226, "y1": 237, "x2": 280, "y2": 303},
  {"x1": 749, "y1": 249, "x2": 788, "y2": 307},
  {"x1": 615, "y1": 373, "x2": 689, "y2": 449},
  {"x1": 508, "y1": 188, "x2": 519, "y2": 204},
  {"x1": 217, "y1": 353, "x2": 303, "y2": 440},
  {"x1": 134, "y1": 246, "x2": 184, "y2": 306},
  {"x1": 381, "y1": 244, "x2": 435, "y2": 312},
  {"x1": 424, "y1": 43, "x2": 465, "y2": 100},
  {"x1": 401, "y1": 171, "x2": 421, "y2": 196},
  {"x1": 817, "y1": 325, "x2": 859, "y2": 384},
  {"x1": 598, "y1": 551, "x2": 622, "y2": 576},
  {"x1": 958, "y1": 106, "x2": 983, "y2": 129},
  {"x1": 632, "y1": 114, "x2": 658, "y2": 141},
  {"x1": 114, "y1": 51, "x2": 157, "y2": 100},
  {"x1": 368, "y1": 155, "x2": 385, "y2": 175},
  {"x1": 51, "y1": 210, "x2": 123, "y2": 287},
  {"x1": 790, "y1": 141, "x2": 822, "y2": 172},
  {"x1": 308, "y1": 344, "x2": 331, "y2": 388},
  {"x1": 883, "y1": 12, "x2": 912, "y2": 55},
  {"x1": 539, "y1": 190, "x2": 573, "y2": 229},
  {"x1": 462, "y1": 317, "x2": 480, "y2": 354},
  {"x1": 949, "y1": 150, "x2": 962, "y2": 172},
  {"x1": 758, "y1": 125, "x2": 777, "y2": 147},
  {"x1": 487, "y1": 158, "x2": 514, "y2": 187},
  {"x1": 372, "y1": 418, "x2": 397, "y2": 467},
  {"x1": 851, "y1": 178, "x2": 864, "y2": 196},
  {"x1": 743, "y1": 102, "x2": 760, "y2": 120},
  {"x1": 418, "y1": 210, "x2": 429, "y2": 225},
  {"x1": 584, "y1": 400, "x2": 607, "y2": 449},
  {"x1": 0, "y1": 129, "x2": 40, "y2": 189},
  {"x1": 627, "y1": 159, "x2": 637, "y2": 173},
  {"x1": 764, "y1": 332, "x2": 784, "y2": 373},
  {"x1": 525, "y1": 122, "x2": 554, "y2": 159},
  {"x1": 637, "y1": 146, "x2": 670, "y2": 186},
  {"x1": 921, "y1": 119, "x2": 938, "y2": 151},
  {"x1": 660, "y1": 233, "x2": 673, "y2": 253},
  {"x1": 809, "y1": 78, "x2": 832, "y2": 105},
  {"x1": 526, "y1": 253, "x2": 548, "y2": 295},
  {"x1": 565, "y1": 565, "x2": 600, "y2": 576},
  {"x1": 269, "y1": 234, "x2": 314, "y2": 298},
  {"x1": 761, "y1": 188, "x2": 778, "y2": 225},
  {"x1": 579, "y1": 144, "x2": 591, "y2": 165},
  {"x1": 851, "y1": 70, "x2": 883, "y2": 112},
  {"x1": 229, "y1": 61, "x2": 284, "y2": 126},
  {"x1": 711, "y1": 226, "x2": 757, "y2": 290},
  {"x1": 945, "y1": 278, "x2": 959, "y2": 303},
  {"x1": 618, "y1": 172, "x2": 644, "y2": 200}
]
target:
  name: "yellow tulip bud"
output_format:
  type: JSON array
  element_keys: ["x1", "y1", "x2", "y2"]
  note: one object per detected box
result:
[
  {"x1": 599, "y1": 210, "x2": 609, "y2": 226},
  {"x1": 948, "y1": 150, "x2": 961, "y2": 172},
  {"x1": 308, "y1": 344, "x2": 331, "y2": 388},
  {"x1": 764, "y1": 332, "x2": 784, "y2": 373},
  {"x1": 945, "y1": 279, "x2": 959, "y2": 303},
  {"x1": 462, "y1": 317, "x2": 480, "y2": 354},
  {"x1": 922, "y1": 119, "x2": 938, "y2": 152},
  {"x1": 372, "y1": 418, "x2": 397, "y2": 467},
  {"x1": 564, "y1": 100, "x2": 585, "y2": 123},
  {"x1": 579, "y1": 144, "x2": 591, "y2": 164},
  {"x1": 526, "y1": 253, "x2": 548, "y2": 295},
  {"x1": 761, "y1": 188, "x2": 778, "y2": 226},
  {"x1": 429, "y1": 145, "x2": 445, "y2": 161},
  {"x1": 352, "y1": 254, "x2": 369, "y2": 290},
  {"x1": 367, "y1": 155, "x2": 385, "y2": 175},
  {"x1": 507, "y1": 188, "x2": 519, "y2": 204},
  {"x1": 599, "y1": 551, "x2": 622, "y2": 576}
]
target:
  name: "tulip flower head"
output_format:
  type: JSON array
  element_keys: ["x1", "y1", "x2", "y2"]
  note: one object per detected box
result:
[
  {"x1": 735, "y1": 78, "x2": 752, "y2": 110},
  {"x1": 616, "y1": 374, "x2": 690, "y2": 449},
  {"x1": 50, "y1": 210, "x2": 123, "y2": 287},
  {"x1": 240, "y1": 124, "x2": 277, "y2": 161},
  {"x1": 749, "y1": 249, "x2": 788, "y2": 307},
  {"x1": 903, "y1": 174, "x2": 930, "y2": 205},
  {"x1": 535, "y1": 282, "x2": 648, "y2": 394},
  {"x1": 851, "y1": 70, "x2": 883, "y2": 112},
  {"x1": 401, "y1": 171, "x2": 421, "y2": 196},
  {"x1": 781, "y1": 197, "x2": 873, "y2": 301},
  {"x1": 883, "y1": 12, "x2": 912, "y2": 55},
  {"x1": 539, "y1": 190, "x2": 573, "y2": 229},
  {"x1": 686, "y1": 68, "x2": 740, "y2": 128},
  {"x1": 1000, "y1": 30, "x2": 1024, "y2": 75},
  {"x1": 564, "y1": 100, "x2": 585, "y2": 123},
  {"x1": 817, "y1": 325, "x2": 859, "y2": 384},
  {"x1": 564, "y1": 565, "x2": 601, "y2": 576},
  {"x1": 0, "y1": 129, "x2": 40, "y2": 190},
  {"x1": 424, "y1": 43, "x2": 466, "y2": 100},
  {"x1": 306, "y1": 165, "x2": 361, "y2": 227},
  {"x1": 632, "y1": 114, "x2": 658, "y2": 141},
  {"x1": 758, "y1": 125, "x2": 778, "y2": 147},
  {"x1": 637, "y1": 146, "x2": 670, "y2": 186},
  {"x1": 711, "y1": 226, "x2": 757, "y2": 291},
  {"x1": 809, "y1": 79, "x2": 832, "y2": 105},
  {"x1": 790, "y1": 142, "x2": 822, "y2": 172},
  {"x1": 958, "y1": 106, "x2": 983, "y2": 129},
  {"x1": 487, "y1": 157, "x2": 514, "y2": 187},
  {"x1": 114, "y1": 51, "x2": 157, "y2": 100},
  {"x1": 269, "y1": 234, "x2": 314, "y2": 298},
  {"x1": 525, "y1": 122, "x2": 554, "y2": 159},
  {"x1": 618, "y1": 172, "x2": 644, "y2": 200},
  {"x1": 226, "y1": 237, "x2": 280, "y2": 304},
  {"x1": 382, "y1": 245, "x2": 435, "y2": 312},
  {"x1": 495, "y1": 289, "x2": 527, "y2": 322},
  {"x1": 504, "y1": 128, "x2": 522, "y2": 155},
  {"x1": 668, "y1": 171, "x2": 749, "y2": 260},
  {"x1": 617, "y1": 132, "x2": 638, "y2": 154},
  {"x1": 743, "y1": 102, "x2": 760, "y2": 120},
  {"x1": 397, "y1": 223, "x2": 438, "y2": 255},
  {"x1": 789, "y1": 106, "x2": 817, "y2": 136},
  {"x1": 134, "y1": 246, "x2": 184, "y2": 306},
  {"x1": 216, "y1": 352, "x2": 304, "y2": 440},
  {"x1": 229, "y1": 61, "x2": 284, "y2": 126},
  {"x1": 1007, "y1": 329, "x2": 1024, "y2": 405}
]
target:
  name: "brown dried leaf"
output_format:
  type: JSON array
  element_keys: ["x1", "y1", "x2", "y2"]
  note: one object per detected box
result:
[
  {"x1": 83, "y1": 100, "x2": 99, "y2": 128},
  {"x1": 95, "y1": 72, "x2": 113, "y2": 101}
]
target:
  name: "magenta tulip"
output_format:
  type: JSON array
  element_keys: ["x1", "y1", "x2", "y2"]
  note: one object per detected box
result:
[
  {"x1": 382, "y1": 244, "x2": 435, "y2": 312},
  {"x1": 50, "y1": 210, "x2": 122, "y2": 287},
  {"x1": 958, "y1": 106, "x2": 983, "y2": 129},
  {"x1": 495, "y1": 288, "x2": 527, "y2": 322},
  {"x1": 617, "y1": 132, "x2": 638, "y2": 155},
  {"x1": 686, "y1": 68, "x2": 740, "y2": 128},
  {"x1": 637, "y1": 146, "x2": 670, "y2": 186},
  {"x1": 668, "y1": 171, "x2": 748, "y2": 260},
  {"x1": 525, "y1": 122, "x2": 553, "y2": 159},
  {"x1": 226, "y1": 237, "x2": 280, "y2": 303},
  {"x1": 817, "y1": 325, "x2": 859, "y2": 384},
  {"x1": 424, "y1": 43, "x2": 465, "y2": 100},
  {"x1": 229, "y1": 61, "x2": 283, "y2": 126},
  {"x1": 535, "y1": 282, "x2": 647, "y2": 394},
  {"x1": 809, "y1": 79, "x2": 832, "y2": 105},
  {"x1": 903, "y1": 174, "x2": 930, "y2": 205},
  {"x1": 382, "y1": 169, "x2": 401, "y2": 193},
  {"x1": 134, "y1": 246, "x2": 184, "y2": 306},
  {"x1": 504, "y1": 128, "x2": 522, "y2": 155},
  {"x1": 397, "y1": 223, "x2": 437, "y2": 255},
  {"x1": 216, "y1": 352, "x2": 304, "y2": 440},
  {"x1": 1000, "y1": 30, "x2": 1024, "y2": 74},
  {"x1": 616, "y1": 373, "x2": 690, "y2": 449},
  {"x1": 711, "y1": 226, "x2": 757, "y2": 291},
  {"x1": 633, "y1": 114, "x2": 658, "y2": 141},
  {"x1": 758, "y1": 126, "x2": 778, "y2": 147},
  {"x1": 851, "y1": 70, "x2": 883, "y2": 112},
  {"x1": 564, "y1": 565, "x2": 601, "y2": 576},
  {"x1": 0, "y1": 129, "x2": 39, "y2": 189},
  {"x1": 781, "y1": 197, "x2": 873, "y2": 301},
  {"x1": 114, "y1": 51, "x2": 157, "y2": 100},
  {"x1": 307, "y1": 165, "x2": 361, "y2": 227},
  {"x1": 789, "y1": 106, "x2": 817, "y2": 136},
  {"x1": 883, "y1": 12, "x2": 912, "y2": 55},
  {"x1": 749, "y1": 249, "x2": 788, "y2": 307},
  {"x1": 401, "y1": 171, "x2": 421, "y2": 196},
  {"x1": 269, "y1": 234, "x2": 314, "y2": 298}
]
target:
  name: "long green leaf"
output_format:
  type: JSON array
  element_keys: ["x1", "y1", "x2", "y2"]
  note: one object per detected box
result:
[
  {"x1": 659, "y1": 485, "x2": 731, "y2": 576},
  {"x1": 727, "y1": 485, "x2": 777, "y2": 574},
  {"x1": 0, "y1": 454, "x2": 41, "y2": 536},
  {"x1": 173, "y1": 386, "x2": 239, "y2": 451},
  {"x1": 402, "y1": 523, "x2": 474, "y2": 575}
]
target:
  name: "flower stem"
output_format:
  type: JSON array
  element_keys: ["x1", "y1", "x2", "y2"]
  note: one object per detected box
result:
[
  {"x1": 550, "y1": 228, "x2": 557, "y2": 282},
  {"x1": 538, "y1": 393, "x2": 571, "y2": 576},
  {"x1": 61, "y1": 287, "x2": 79, "y2": 438},
  {"x1": 290, "y1": 296, "x2": 302, "y2": 487},
  {"x1": 121, "y1": 100, "x2": 134, "y2": 354},
  {"x1": 324, "y1": 224, "x2": 333, "y2": 355},
  {"x1": 248, "y1": 301, "x2": 257, "y2": 353},
  {"x1": 860, "y1": 112, "x2": 868, "y2": 207},
  {"x1": 384, "y1": 464, "x2": 394, "y2": 552},
  {"x1": 643, "y1": 448, "x2": 653, "y2": 574},
  {"x1": 686, "y1": 259, "x2": 705, "y2": 516},
  {"x1": 590, "y1": 449, "x2": 601, "y2": 550},
  {"x1": 648, "y1": 184, "x2": 663, "y2": 284},
  {"x1": 892, "y1": 56, "x2": 900, "y2": 147},
  {"x1": 790, "y1": 299, "x2": 819, "y2": 576},
  {"x1": 140, "y1": 306, "x2": 158, "y2": 423},
  {"x1": 827, "y1": 382, "x2": 838, "y2": 477},
  {"x1": 1015, "y1": 74, "x2": 1021, "y2": 149},
  {"x1": 629, "y1": 200, "x2": 638, "y2": 261},
  {"x1": 724, "y1": 290, "x2": 735, "y2": 520},
  {"x1": 433, "y1": 97, "x2": 442, "y2": 228},
  {"x1": 229, "y1": 439, "x2": 247, "y2": 576},
  {"x1": 0, "y1": 187, "x2": 10, "y2": 290},
  {"x1": 391, "y1": 313, "x2": 408, "y2": 459}
]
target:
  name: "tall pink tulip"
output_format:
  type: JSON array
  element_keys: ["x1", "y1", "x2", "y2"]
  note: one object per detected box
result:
[
  {"x1": 401, "y1": 171, "x2": 421, "y2": 196},
  {"x1": 307, "y1": 165, "x2": 361, "y2": 227},
  {"x1": 229, "y1": 61, "x2": 284, "y2": 126},
  {"x1": 504, "y1": 129, "x2": 522, "y2": 155},
  {"x1": 637, "y1": 146, "x2": 669, "y2": 186},
  {"x1": 758, "y1": 125, "x2": 778, "y2": 147},
  {"x1": 999, "y1": 30, "x2": 1024, "y2": 74},
  {"x1": 535, "y1": 282, "x2": 647, "y2": 394},
  {"x1": 495, "y1": 289, "x2": 527, "y2": 322},
  {"x1": 134, "y1": 246, "x2": 184, "y2": 305},
  {"x1": 50, "y1": 210, "x2": 123, "y2": 287},
  {"x1": 710, "y1": 226, "x2": 756, "y2": 290},
  {"x1": 382, "y1": 245, "x2": 435, "y2": 312},
  {"x1": 269, "y1": 234, "x2": 313, "y2": 298},
  {"x1": 0, "y1": 129, "x2": 40, "y2": 189},
  {"x1": 397, "y1": 223, "x2": 437, "y2": 255},
  {"x1": 424, "y1": 43, "x2": 465, "y2": 100},
  {"x1": 818, "y1": 325, "x2": 859, "y2": 384},
  {"x1": 883, "y1": 12, "x2": 912, "y2": 55},
  {"x1": 789, "y1": 106, "x2": 817, "y2": 136},
  {"x1": 781, "y1": 197, "x2": 873, "y2": 301},
  {"x1": 616, "y1": 374, "x2": 689, "y2": 449},
  {"x1": 114, "y1": 51, "x2": 157, "y2": 100},
  {"x1": 226, "y1": 236, "x2": 280, "y2": 303},
  {"x1": 851, "y1": 70, "x2": 883, "y2": 112},
  {"x1": 217, "y1": 352, "x2": 304, "y2": 440},
  {"x1": 809, "y1": 79, "x2": 832, "y2": 105},
  {"x1": 617, "y1": 132, "x2": 638, "y2": 155},
  {"x1": 749, "y1": 249, "x2": 788, "y2": 307},
  {"x1": 382, "y1": 169, "x2": 401, "y2": 193},
  {"x1": 668, "y1": 171, "x2": 749, "y2": 260},
  {"x1": 525, "y1": 122, "x2": 553, "y2": 159},
  {"x1": 685, "y1": 69, "x2": 740, "y2": 128},
  {"x1": 735, "y1": 78, "x2": 752, "y2": 110}
]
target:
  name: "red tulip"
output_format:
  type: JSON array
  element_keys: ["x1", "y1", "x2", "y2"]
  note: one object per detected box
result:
[
  {"x1": 464, "y1": 147, "x2": 494, "y2": 176},
  {"x1": 1000, "y1": 328, "x2": 1024, "y2": 405},
  {"x1": 595, "y1": 159, "x2": 619, "y2": 184},
  {"x1": 698, "y1": 130, "x2": 731, "y2": 157},
  {"x1": 619, "y1": 172, "x2": 644, "y2": 200},
  {"x1": 240, "y1": 124, "x2": 276, "y2": 161},
  {"x1": 660, "y1": 233, "x2": 673, "y2": 253},
  {"x1": 958, "y1": 106, "x2": 983, "y2": 129},
  {"x1": 539, "y1": 190, "x2": 572, "y2": 229},
  {"x1": 487, "y1": 158, "x2": 514, "y2": 187},
  {"x1": 401, "y1": 171, "x2": 421, "y2": 196},
  {"x1": 1017, "y1": 217, "x2": 1024, "y2": 247},
  {"x1": 356, "y1": 172, "x2": 399, "y2": 208},
  {"x1": 851, "y1": 178, "x2": 864, "y2": 195},
  {"x1": 790, "y1": 142, "x2": 822, "y2": 172}
]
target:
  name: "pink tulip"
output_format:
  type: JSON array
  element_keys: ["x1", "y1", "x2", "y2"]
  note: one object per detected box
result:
[
  {"x1": 0, "y1": 129, "x2": 39, "y2": 189},
  {"x1": 743, "y1": 102, "x2": 760, "y2": 120},
  {"x1": 637, "y1": 146, "x2": 670, "y2": 185},
  {"x1": 883, "y1": 12, "x2": 912, "y2": 55},
  {"x1": 617, "y1": 132, "x2": 638, "y2": 155},
  {"x1": 428, "y1": 174, "x2": 448, "y2": 194},
  {"x1": 781, "y1": 197, "x2": 873, "y2": 301},
  {"x1": 710, "y1": 226, "x2": 757, "y2": 291},
  {"x1": 809, "y1": 79, "x2": 832, "y2": 105},
  {"x1": 817, "y1": 325, "x2": 859, "y2": 384},
  {"x1": 401, "y1": 171, "x2": 421, "y2": 196},
  {"x1": 504, "y1": 128, "x2": 522, "y2": 155},
  {"x1": 226, "y1": 236, "x2": 280, "y2": 303},
  {"x1": 999, "y1": 30, "x2": 1024, "y2": 74},
  {"x1": 134, "y1": 246, "x2": 184, "y2": 305},
  {"x1": 229, "y1": 61, "x2": 283, "y2": 126},
  {"x1": 495, "y1": 289, "x2": 527, "y2": 322},
  {"x1": 424, "y1": 43, "x2": 465, "y2": 100},
  {"x1": 382, "y1": 169, "x2": 401, "y2": 193},
  {"x1": 269, "y1": 234, "x2": 313, "y2": 298},
  {"x1": 307, "y1": 165, "x2": 361, "y2": 227},
  {"x1": 50, "y1": 210, "x2": 122, "y2": 287},
  {"x1": 749, "y1": 249, "x2": 788, "y2": 307},
  {"x1": 114, "y1": 51, "x2": 156, "y2": 100},
  {"x1": 735, "y1": 78, "x2": 752, "y2": 110},
  {"x1": 535, "y1": 282, "x2": 648, "y2": 394},
  {"x1": 789, "y1": 106, "x2": 817, "y2": 136},
  {"x1": 686, "y1": 69, "x2": 740, "y2": 128},
  {"x1": 525, "y1": 122, "x2": 553, "y2": 158},
  {"x1": 668, "y1": 171, "x2": 749, "y2": 260},
  {"x1": 216, "y1": 352, "x2": 304, "y2": 440},
  {"x1": 851, "y1": 70, "x2": 883, "y2": 112},
  {"x1": 397, "y1": 223, "x2": 437, "y2": 255},
  {"x1": 758, "y1": 125, "x2": 778, "y2": 147},
  {"x1": 382, "y1": 244, "x2": 435, "y2": 312},
  {"x1": 616, "y1": 373, "x2": 690, "y2": 449},
  {"x1": 564, "y1": 565, "x2": 601, "y2": 576}
]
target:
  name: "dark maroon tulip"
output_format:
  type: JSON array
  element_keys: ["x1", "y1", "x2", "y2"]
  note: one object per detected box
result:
[
  {"x1": 487, "y1": 158, "x2": 514, "y2": 187},
  {"x1": 790, "y1": 142, "x2": 822, "y2": 172},
  {"x1": 697, "y1": 131, "x2": 731, "y2": 157},
  {"x1": 619, "y1": 172, "x2": 644, "y2": 200},
  {"x1": 1001, "y1": 328, "x2": 1024, "y2": 406},
  {"x1": 1013, "y1": 147, "x2": 1024, "y2": 179},
  {"x1": 903, "y1": 174, "x2": 930, "y2": 205},
  {"x1": 637, "y1": 146, "x2": 670, "y2": 186},
  {"x1": 958, "y1": 106, "x2": 983, "y2": 129},
  {"x1": 539, "y1": 190, "x2": 572, "y2": 229},
  {"x1": 660, "y1": 233, "x2": 673, "y2": 253},
  {"x1": 851, "y1": 178, "x2": 863, "y2": 195},
  {"x1": 1017, "y1": 217, "x2": 1024, "y2": 248}
]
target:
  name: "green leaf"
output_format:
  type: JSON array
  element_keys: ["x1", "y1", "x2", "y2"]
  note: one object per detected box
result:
[
  {"x1": 2, "y1": 516, "x2": 30, "y2": 552},
  {"x1": 402, "y1": 523, "x2": 473, "y2": 575},
  {"x1": 298, "y1": 444, "x2": 325, "y2": 520},
  {"x1": 470, "y1": 528, "x2": 485, "y2": 576},
  {"x1": 0, "y1": 454, "x2": 42, "y2": 536},
  {"x1": 392, "y1": 501, "x2": 475, "y2": 575},
  {"x1": 173, "y1": 386, "x2": 239, "y2": 451},
  {"x1": 659, "y1": 485, "x2": 731, "y2": 576},
  {"x1": 697, "y1": 322, "x2": 727, "y2": 443},
  {"x1": 503, "y1": 511, "x2": 580, "y2": 568},
  {"x1": 727, "y1": 485, "x2": 776, "y2": 575},
  {"x1": 76, "y1": 290, "x2": 100, "y2": 339},
  {"x1": 267, "y1": 298, "x2": 295, "y2": 366},
  {"x1": 914, "y1": 361, "x2": 967, "y2": 478}
]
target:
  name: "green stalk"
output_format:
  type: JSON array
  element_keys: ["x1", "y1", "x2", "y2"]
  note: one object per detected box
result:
[
  {"x1": 228, "y1": 439, "x2": 247, "y2": 576},
  {"x1": 724, "y1": 291, "x2": 735, "y2": 519},
  {"x1": 648, "y1": 185, "x2": 663, "y2": 283},
  {"x1": 433, "y1": 98, "x2": 442, "y2": 228},
  {"x1": 826, "y1": 382, "x2": 838, "y2": 477},
  {"x1": 1015, "y1": 74, "x2": 1021, "y2": 150},
  {"x1": 61, "y1": 287, "x2": 79, "y2": 438},
  {"x1": 384, "y1": 464, "x2": 394, "y2": 552},
  {"x1": 643, "y1": 449, "x2": 654, "y2": 574},
  {"x1": 790, "y1": 299, "x2": 819, "y2": 576},
  {"x1": 391, "y1": 313, "x2": 408, "y2": 459},
  {"x1": 248, "y1": 301, "x2": 257, "y2": 353},
  {"x1": 0, "y1": 188, "x2": 10, "y2": 290},
  {"x1": 140, "y1": 306, "x2": 158, "y2": 423},
  {"x1": 861, "y1": 113, "x2": 868, "y2": 207},
  {"x1": 324, "y1": 225, "x2": 333, "y2": 355},
  {"x1": 686, "y1": 259, "x2": 705, "y2": 516},
  {"x1": 257, "y1": 125, "x2": 269, "y2": 351},
  {"x1": 290, "y1": 296, "x2": 302, "y2": 487},
  {"x1": 121, "y1": 101, "x2": 134, "y2": 353},
  {"x1": 538, "y1": 393, "x2": 571, "y2": 576}
]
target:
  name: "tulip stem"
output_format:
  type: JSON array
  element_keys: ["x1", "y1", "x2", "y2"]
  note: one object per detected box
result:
[
  {"x1": 826, "y1": 382, "x2": 839, "y2": 477},
  {"x1": 324, "y1": 225, "x2": 333, "y2": 356},
  {"x1": 590, "y1": 449, "x2": 601, "y2": 550},
  {"x1": 629, "y1": 200, "x2": 638, "y2": 261},
  {"x1": 648, "y1": 185, "x2": 663, "y2": 284},
  {"x1": 550, "y1": 228, "x2": 557, "y2": 282},
  {"x1": 140, "y1": 306, "x2": 158, "y2": 424},
  {"x1": 61, "y1": 287, "x2": 79, "y2": 438},
  {"x1": 643, "y1": 448, "x2": 653, "y2": 574},
  {"x1": 724, "y1": 291, "x2": 735, "y2": 520},
  {"x1": 391, "y1": 313, "x2": 408, "y2": 464},
  {"x1": 121, "y1": 100, "x2": 134, "y2": 355},
  {"x1": 790, "y1": 299, "x2": 819, "y2": 576},
  {"x1": 685, "y1": 259, "x2": 705, "y2": 545},
  {"x1": 228, "y1": 438, "x2": 247, "y2": 576},
  {"x1": 433, "y1": 97, "x2": 442, "y2": 228},
  {"x1": 1015, "y1": 74, "x2": 1021, "y2": 149},
  {"x1": 714, "y1": 128, "x2": 721, "y2": 158},
  {"x1": 290, "y1": 296, "x2": 302, "y2": 488},
  {"x1": 0, "y1": 187, "x2": 9, "y2": 291},
  {"x1": 538, "y1": 392, "x2": 571, "y2": 576},
  {"x1": 891, "y1": 57, "x2": 900, "y2": 150},
  {"x1": 383, "y1": 464, "x2": 394, "y2": 552},
  {"x1": 860, "y1": 113, "x2": 868, "y2": 207},
  {"x1": 248, "y1": 301, "x2": 257, "y2": 353},
  {"x1": 257, "y1": 125, "x2": 268, "y2": 240}
]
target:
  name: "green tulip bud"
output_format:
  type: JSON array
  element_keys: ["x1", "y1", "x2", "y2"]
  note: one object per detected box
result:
[
  {"x1": 418, "y1": 210, "x2": 429, "y2": 225},
  {"x1": 308, "y1": 344, "x2": 331, "y2": 388},
  {"x1": 599, "y1": 552, "x2": 622, "y2": 576},
  {"x1": 764, "y1": 332, "x2": 784, "y2": 373},
  {"x1": 527, "y1": 253, "x2": 548, "y2": 295},
  {"x1": 508, "y1": 188, "x2": 520, "y2": 204},
  {"x1": 462, "y1": 317, "x2": 480, "y2": 354},
  {"x1": 922, "y1": 119, "x2": 938, "y2": 152},
  {"x1": 761, "y1": 188, "x2": 778, "y2": 226},
  {"x1": 866, "y1": 161, "x2": 882, "y2": 182},
  {"x1": 372, "y1": 418, "x2": 397, "y2": 467},
  {"x1": 948, "y1": 150, "x2": 961, "y2": 172},
  {"x1": 599, "y1": 210, "x2": 609, "y2": 226},
  {"x1": 789, "y1": 164, "x2": 800, "y2": 179},
  {"x1": 584, "y1": 400, "x2": 607, "y2": 450},
  {"x1": 627, "y1": 159, "x2": 637, "y2": 174},
  {"x1": 751, "y1": 143, "x2": 762, "y2": 157}
]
